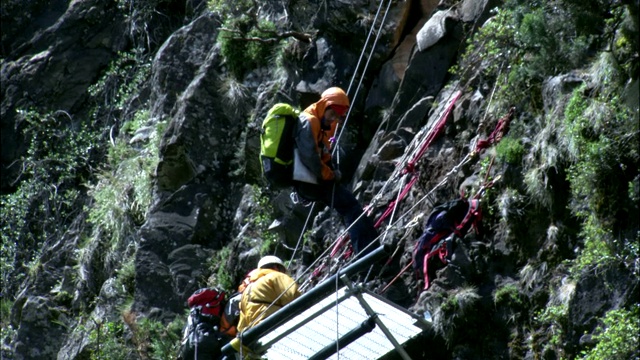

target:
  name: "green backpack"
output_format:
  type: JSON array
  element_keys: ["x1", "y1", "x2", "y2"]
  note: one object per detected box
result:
[{"x1": 260, "y1": 103, "x2": 299, "y2": 189}]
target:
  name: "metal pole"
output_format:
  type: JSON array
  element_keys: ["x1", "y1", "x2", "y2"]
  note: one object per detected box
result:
[
  {"x1": 307, "y1": 317, "x2": 377, "y2": 360},
  {"x1": 254, "y1": 288, "x2": 354, "y2": 353},
  {"x1": 342, "y1": 276, "x2": 413, "y2": 360}
]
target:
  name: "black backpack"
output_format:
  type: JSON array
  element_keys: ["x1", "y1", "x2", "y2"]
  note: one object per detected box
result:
[
  {"x1": 178, "y1": 288, "x2": 231, "y2": 360},
  {"x1": 412, "y1": 198, "x2": 482, "y2": 289}
]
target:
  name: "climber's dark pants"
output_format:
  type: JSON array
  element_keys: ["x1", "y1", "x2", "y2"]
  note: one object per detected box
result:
[{"x1": 294, "y1": 181, "x2": 378, "y2": 256}]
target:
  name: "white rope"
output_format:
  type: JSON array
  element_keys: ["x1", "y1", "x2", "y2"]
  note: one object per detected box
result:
[
  {"x1": 335, "y1": 263, "x2": 341, "y2": 359},
  {"x1": 335, "y1": 0, "x2": 394, "y2": 150},
  {"x1": 345, "y1": 0, "x2": 385, "y2": 97},
  {"x1": 286, "y1": 0, "x2": 392, "y2": 273},
  {"x1": 289, "y1": 0, "x2": 395, "y2": 284},
  {"x1": 288, "y1": 202, "x2": 316, "y2": 264},
  {"x1": 244, "y1": 5, "x2": 509, "y2": 354}
]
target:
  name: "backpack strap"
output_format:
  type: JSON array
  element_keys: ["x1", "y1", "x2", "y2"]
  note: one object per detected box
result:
[{"x1": 455, "y1": 198, "x2": 481, "y2": 235}]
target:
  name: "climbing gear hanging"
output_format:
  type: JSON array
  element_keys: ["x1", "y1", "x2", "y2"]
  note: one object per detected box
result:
[
  {"x1": 332, "y1": 91, "x2": 463, "y2": 259},
  {"x1": 412, "y1": 197, "x2": 482, "y2": 290},
  {"x1": 304, "y1": 90, "x2": 464, "y2": 287},
  {"x1": 379, "y1": 102, "x2": 515, "y2": 294},
  {"x1": 474, "y1": 107, "x2": 515, "y2": 154}
]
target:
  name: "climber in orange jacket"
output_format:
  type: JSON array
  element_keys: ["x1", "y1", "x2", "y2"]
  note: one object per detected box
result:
[{"x1": 294, "y1": 87, "x2": 378, "y2": 255}]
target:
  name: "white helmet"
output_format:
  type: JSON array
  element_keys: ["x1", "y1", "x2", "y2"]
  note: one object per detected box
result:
[{"x1": 257, "y1": 255, "x2": 285, "y2": 270}]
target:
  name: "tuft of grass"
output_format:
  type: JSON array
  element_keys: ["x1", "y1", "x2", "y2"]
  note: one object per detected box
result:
[
  {"x1": 233, "y1": 185, "x2": 279, "y2": 256},
  {"x1": 497, "y1": 188, "x2": 525, "y2": 222},
  {"x1": 523, "y1": 167, "x2": 554, "y2": 210},
  {"x1": 519, "y1": 262, "x2": 548, "y2": 291},
  {"x1": 433, "y1": 287, "x2": 481, "y2": 344},
  {"x1": 494, "y1": 283, "x2": 522, "y2": 308},
  {"x1": 84, "y1": 109, "x2": 163, "y2": 274}
]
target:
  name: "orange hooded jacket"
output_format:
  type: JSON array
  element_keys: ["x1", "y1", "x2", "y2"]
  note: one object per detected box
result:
[{"x1": 296, "y1": 87, "x2": 350, "y2": 181}]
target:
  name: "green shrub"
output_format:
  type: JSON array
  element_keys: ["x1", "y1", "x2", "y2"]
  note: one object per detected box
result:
[
  {"x1": 88, "y1": 48, "x2": 151, "y2": 115},
  {"x1": 218, "y1": 16, "x2": 279, "y2": 79},
  {"x1": 213, "y1": 246, "x2": 234, "y2": 290},
  {"x1": 579, "y1": 306, "x2": 640, "y2": 360},
  {"x1": 213, "y1": 1, "x2": 305, "y2": 80},
  {"x1": 89, "y1": 315, "x2": 183, "y2": 360},
  {"x1": 535, "y1": 304, "x2": 568, "y2": 354},
  {"x1": 89, "y1": 320, "x2": 130, "y2": 360},
  {"x1": 1, "y1": 298, "x2": 13, "y2": 336},
  {"x1": 562, "y1": 69, "x2": 639, "y2": 275},
  {"x1": 570, "y1": 215, "x2": 614, "y2": 276},
  {"x1": 0, "y1": 109, "x2": 101, "y2": 292},
  {"x1": 137, "y1": 317, "x2": 183, "y2": 360},
  {"x1": 458, "y1": 1, "x2": 602, "y2": 114},
  {"x1": 207, "y1": 0, "x2": 252, "y2": 15},
  {"x1": 496, "y1": 136, "x2": 525, "y2": 165},
  {"x1": 115, "y1": 256, "x2": 137, "y2": 295},
  {"x1": 564, "y1": 86, "x2": 637, "y2": 221}
]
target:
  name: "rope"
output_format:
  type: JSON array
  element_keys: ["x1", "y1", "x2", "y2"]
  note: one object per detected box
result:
[
  {"x1": 376, "y1": 102, "x2": 515, "y2": 294},
  {"x1": 288, "y1": 202, "x2": 317, "y2": 264},
  {"x1": 335, "y1": 0, "x2": 394, "y2": 148},
  {"x1": 328, "y1": 90, "x2": 462, "y2": 261},
  {"x1": 334, "y1": 263, "x2": 341, "y2": 359},
  {"x1": 287, "y1": 0, "x2": 393, "y2": 276},
  {"x1": 299, "y1": 2, "x2": 498, "y2": 287},
  {"x1": 474, "y1": 106, "x2": 515, "y2": 153},
  {"x1": 244, "y1": 7, "x2": 518, "y2": 354},
  {"x1": 405, "y1": 91, "x2": 462, "y2": 173},
  {"x1": 312, "y1": 153, "x2": 472, "y2": 289}
]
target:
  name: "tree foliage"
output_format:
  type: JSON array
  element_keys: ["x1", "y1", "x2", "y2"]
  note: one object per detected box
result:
[{"x1": 212, "y1": 0, "x2": 311, "y2": 79}]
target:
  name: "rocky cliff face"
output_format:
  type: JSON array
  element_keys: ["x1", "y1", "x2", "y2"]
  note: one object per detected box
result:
[{"x1": 2, "y1": 0, "x2": 638, "y2": 359}]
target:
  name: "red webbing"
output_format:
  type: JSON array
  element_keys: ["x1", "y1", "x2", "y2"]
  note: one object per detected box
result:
[
  {"x1": 474, "y1": 106, "x2": 515, "y2": 153},
  {"x1": 321, "y1": 91, "x2": 464, "y2": 279},
  {"x1": 405, "y1": 90, "x2": 462, "y2": 174}
]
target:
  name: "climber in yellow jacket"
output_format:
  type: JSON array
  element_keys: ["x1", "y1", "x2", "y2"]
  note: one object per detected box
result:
[{"x1": 230, "y1": 255, "x2": 300, "y2": 357}]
